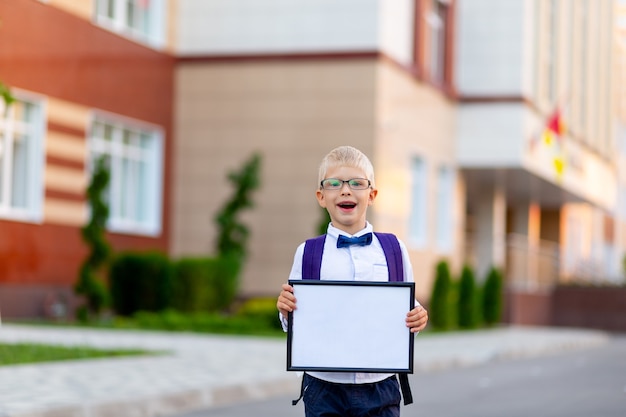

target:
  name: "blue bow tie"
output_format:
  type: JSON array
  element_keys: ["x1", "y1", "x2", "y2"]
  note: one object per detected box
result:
[{"x1": 337, "y1": 233, "x2": 373, "y2": 248}]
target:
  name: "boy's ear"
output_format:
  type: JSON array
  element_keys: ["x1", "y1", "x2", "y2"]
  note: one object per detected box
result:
[
  {"x1": 316, "y1": 189, "x2": 327, "y2": 207},
  {"x1": 368, "y1": 188, "x2": 378, "y2": 205}
]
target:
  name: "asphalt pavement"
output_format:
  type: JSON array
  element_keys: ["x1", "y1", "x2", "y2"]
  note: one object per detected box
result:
[{"x1": 0, "y1": 323, "x2": 611, "y2": 417}]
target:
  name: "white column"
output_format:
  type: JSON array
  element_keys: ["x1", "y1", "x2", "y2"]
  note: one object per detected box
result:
[
  {"x1": 510, "y1": 202, "x2": 541, "y2": 289},
  {"x1": 474, "y1": 184, "x2": 507, "y2": 281}
]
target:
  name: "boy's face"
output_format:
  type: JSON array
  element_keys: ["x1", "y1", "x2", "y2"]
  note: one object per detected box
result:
[{"x1": 316, "y1": 165, "x2": 377, "y2": 235}]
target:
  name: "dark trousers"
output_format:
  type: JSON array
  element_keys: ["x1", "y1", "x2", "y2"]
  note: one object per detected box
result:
[{"x1": 302, "y1": 374, "x2": 401, "y2": 417}]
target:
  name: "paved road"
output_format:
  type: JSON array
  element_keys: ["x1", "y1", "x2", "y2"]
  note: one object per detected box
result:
[
  {"x1": 0, "y1": 324, "x2": 613, "y2": 417},
  {"x1": 173, "y1": 335, "x2": 626, "y2": 417}
]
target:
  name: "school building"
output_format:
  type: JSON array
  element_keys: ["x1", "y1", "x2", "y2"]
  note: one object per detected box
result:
[
  {"x1": 0, "y1": 0, "x2": 176, "y2": 317},
  {"x1": 0, "y1": 0, "x2": 624, "y2": 320}
]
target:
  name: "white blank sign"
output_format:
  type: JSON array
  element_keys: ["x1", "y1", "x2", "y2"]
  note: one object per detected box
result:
[{"x1": 287, "y1": 280, "x2": 414, "y2": 373}]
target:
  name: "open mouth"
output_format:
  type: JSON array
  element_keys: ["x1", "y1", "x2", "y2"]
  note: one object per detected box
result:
[{"x1": 338, "y1": 202, "x2": 356, "y2": 209}]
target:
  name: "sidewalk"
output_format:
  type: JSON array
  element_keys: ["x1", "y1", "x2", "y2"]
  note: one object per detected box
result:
[{"x1": 0, "y1": 323, "x2": 610, "y2": 417}]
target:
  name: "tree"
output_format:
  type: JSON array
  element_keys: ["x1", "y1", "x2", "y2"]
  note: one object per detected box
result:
[
  {"x1": 214, "y1": 153, "x2": 262, "y2": 261},
  {"x1": 75, "y1": 157, "x2": 111, "y2": 320},
  {"x1": 430, "y1": 260, "x2": 454, "y2": 330},
  {"x1": 316, "y1": 207, "x2": 331, "y2": 236},
  {"x1": 457, "y1": 264, "x2": 480, "y2": 329},
  {"x1": 482, "y1": 266, "x2": 504, "y2": 326},
  {"x1": 0, "y1": 81, "x2": 15, "y2": 115}
]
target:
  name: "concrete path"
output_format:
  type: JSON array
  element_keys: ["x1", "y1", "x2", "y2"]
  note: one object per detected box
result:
[{"x1": 0, "y1": 324, "x2": 610, "y2": 417}]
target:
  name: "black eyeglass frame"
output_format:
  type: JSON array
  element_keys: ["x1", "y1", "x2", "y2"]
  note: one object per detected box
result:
[{"x1": 319, "y1": 178, "x2": 372, "y2": 190}]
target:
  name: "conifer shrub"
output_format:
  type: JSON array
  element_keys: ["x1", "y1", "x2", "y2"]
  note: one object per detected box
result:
[
  {"x1": 430, "y1": 260, "x2": 454, "y2": 330},
  {"x1": 457, "y1": 264, "x2": 481, "y2": 329},
  {"x1": 212, "y1": 153, "x2": 262, "y2": 306},
  {"x1": 214, "y1": 153, "x2": 262, "y2": 261},
  {"x1": 75, "y1": 157, "x2": 111, "y2": 320},
  {"x1": 482, "y1": 266, "x2": 504, "y2": 326}
]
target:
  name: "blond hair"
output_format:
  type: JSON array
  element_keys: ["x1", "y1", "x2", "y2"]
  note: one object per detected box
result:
[{"x1": 318, "y1": 146, "x2": 375, "y2": 187}]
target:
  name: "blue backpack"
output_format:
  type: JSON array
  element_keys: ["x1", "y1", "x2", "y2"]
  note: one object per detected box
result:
[{"x1": 295, "y1": 232, "x2": 413, "y2": 406}]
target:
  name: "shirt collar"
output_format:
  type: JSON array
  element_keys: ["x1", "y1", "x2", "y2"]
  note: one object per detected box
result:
[{"x1": 327, "y1": 221, "x2": 373, "y2": 239}]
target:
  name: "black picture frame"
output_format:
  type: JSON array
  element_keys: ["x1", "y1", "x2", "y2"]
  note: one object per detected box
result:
[{"x1": 287, "y1": 280, "x2": 415, "y2": 373}]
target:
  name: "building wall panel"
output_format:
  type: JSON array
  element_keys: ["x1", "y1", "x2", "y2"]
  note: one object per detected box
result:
[
  {"x1": 177, "y1": 0, "x2": 378, "y2": 55},
  {"x1": 379, "y1": 0, "x2": 415, "y2": 66},
  {"x1": 46, "y1": 131, "x2": 87, "y2": 162},
  {"x1": 43, "y1": 198, "x2": 86, "y2": 226},
  {"x1": 174, "y1": 59, "x2": 377, "y2": 296},
  {"x1": 46, "y1": 0, "x2": 93, "y2": 21},
  {"x1": 455, "y1": 0, "x2": 525, "y2": 96},
  {"x1": 376, "y1": 61, "x2": 460, "y2": 300},
  {"x1": 0, "y1": 0, "x2": 174, "y2": 317}
]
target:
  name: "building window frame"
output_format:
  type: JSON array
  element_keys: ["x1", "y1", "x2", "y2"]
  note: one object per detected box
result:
[
  {"x1": 88, "y1": 112, "x2": 164, "y2": 236},
  {"x1": 435, "y1": 164, "x2": 455, "y2": 252},
  {"x1": 408, "y1": 156, "x2": 428, "y2": 248},
  {"x1": 0, "y1": 91, "x2": 46, "y2": 223},
  {"x1": 425, "y1": 0, "x2": 451, "y2": 88},
  {"x1": 94, "y1": 0, "x2": 166, "y2": 48}
]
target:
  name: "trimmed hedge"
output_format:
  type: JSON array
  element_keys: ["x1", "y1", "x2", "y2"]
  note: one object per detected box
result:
[
  {"x1": 171, "y1": 256, "x2": 240, "y2": 313},
  {"x1": 109, "y1": 251, "x2": 173, "y2": 316},
  {"x1": 109, "y1": 252, "x2": 241, "y2": 317}
]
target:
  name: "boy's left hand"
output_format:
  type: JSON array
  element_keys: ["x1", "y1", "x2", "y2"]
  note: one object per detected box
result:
[{"x1": 406, "y1": 305, "x2": 428, "y2": 333}]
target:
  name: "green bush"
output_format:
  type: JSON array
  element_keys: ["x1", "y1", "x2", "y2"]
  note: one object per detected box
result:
[
  {"x1": 482, "y1": 266, "x2": 504, "y2": 326},
  {"x1": 430, "y1": 260, "x2": 454, "y2": 330},
  {"x1": 236, "y1": 297, "x2": 283, "y2": 331},
  {"x1": 457, "y1": 264, "x2": 481, "y2": 329},
  {"x1": 109, "y1": 251, "x2": 173, "y2": 316},
  {"x1": 212, "y1": 255, "x2": 241, "y2": 311},
  {"x1": 214, "y1": 153, "x2": 262, "y2": 261},
  {"x1": 316, "y1": 207, "x2": 331, "y2": 235},
  {"x1": 171, "y1": 255, "x2": 240, "y2": 313},
  {"x1": 76, "y1": 156, "x2": 111, "y2": 319},
  {"x1": 171, "y1": 258, "x2": 215, "y2": 313}
]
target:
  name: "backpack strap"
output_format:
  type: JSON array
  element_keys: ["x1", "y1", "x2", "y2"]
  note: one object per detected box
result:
[
  {"x1": 374, "y1": 232, "x2": 413, "y2": 405},
  {"x1": 302, "y1": 235, "x2": 325, "y2": 279},
  {"x1": 374, "y1": 232, "x2": 404, "y2": 282}
]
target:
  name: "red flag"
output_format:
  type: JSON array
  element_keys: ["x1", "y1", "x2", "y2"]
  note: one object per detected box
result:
[{"x1": 546, "y1": 108, "x2": 565, "y2": 135}]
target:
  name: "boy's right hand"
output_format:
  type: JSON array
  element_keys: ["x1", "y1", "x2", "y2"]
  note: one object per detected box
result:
[{"x1": 277, "y1": 283, "x2": 296, "y2": 320}]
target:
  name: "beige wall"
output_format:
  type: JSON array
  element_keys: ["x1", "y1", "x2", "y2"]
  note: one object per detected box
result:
[
  {"x1": 44, "y1": 97, "x2": 89, "y2": 226},
  {"x1": 173, "y1": 59, "x2": 377, "y2": 296},
  {"x1": 173, "y1": 57, "x2": 464, "y2": 301},
  {"x1": 47, "y1": 0, "x2": 93, "y2": 20},
  {"x1": 166, "y1": 0, "x2": 178, "y2": 53},
  {"x1": 374, "y1": 61, "x2": 460, "y2": 302}
]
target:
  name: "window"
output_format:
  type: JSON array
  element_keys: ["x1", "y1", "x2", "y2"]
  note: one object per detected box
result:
[
  {"x1": 426, "y1": 0, "x2": 450, "y2": 87},
  {"x1": 89, "y1": 115, "x2": 163, "y2": 236},
  {"x1": 408, "y1": 156, "x2": 428, "y2": 247},
  {"x1": 546, "y1": 0, "x2": 558, "y2": 103},
  {"x1": 577, "y1": 0, "x2": 589, "y2": 135},
  {"x1": 435, "y1": 165, "x2": 454, "y2": 251},
  {"x1": 0, "y1": 95, "x2": 45, "y2": 222},
  {"x1": 95, "y1": 0, "x2": 166, "y2": 47}
]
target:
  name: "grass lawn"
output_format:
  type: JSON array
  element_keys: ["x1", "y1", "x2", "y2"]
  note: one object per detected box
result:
[{"x1": 0, "y1": 342, "x2": 154, "y2": 366}]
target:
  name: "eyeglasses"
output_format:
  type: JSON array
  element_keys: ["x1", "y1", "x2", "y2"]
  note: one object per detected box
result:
[{"x1": 320, "y1": 178, "x2": 371, "y2": 190}]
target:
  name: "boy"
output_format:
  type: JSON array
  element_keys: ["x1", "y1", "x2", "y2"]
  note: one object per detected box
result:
[{"x1": 277, "y1": 145, "x2": 429, "y2": 417}]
